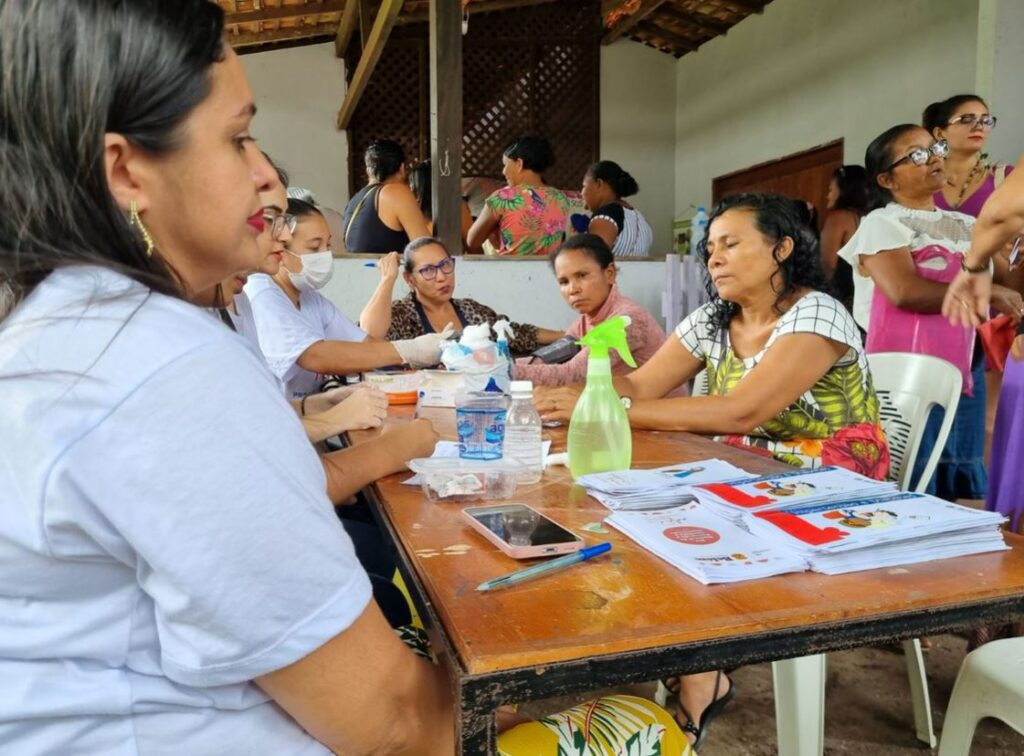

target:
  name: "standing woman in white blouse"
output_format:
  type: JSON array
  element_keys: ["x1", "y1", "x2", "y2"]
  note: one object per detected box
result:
[
  {"x1": 838, "y1": 124, "x2": 1022, "y2": 500},
  {"x1": 0, "y1": 2, "x2": 455, "y2": 753}
]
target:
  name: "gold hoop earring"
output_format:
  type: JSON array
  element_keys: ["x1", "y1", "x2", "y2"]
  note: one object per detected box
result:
[{"x1": 129, "y1": 199, "x2": 155, "y2": 257}]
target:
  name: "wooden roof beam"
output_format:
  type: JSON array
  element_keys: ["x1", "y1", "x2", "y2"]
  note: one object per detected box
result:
[
  {"x1": 230, "y1": 24, "x2": 338, "y2": 49},
  {"x1": 396, "y1": 0, "x2": 559, "y2": 26},
  {"x1": 656, "y1": 6, "x2": 730, "y2": 37},
  {"x1": 225, "y1": 1, "x2": 346, "y2": 24},
  {"x1": 336, "y1": 0, "x2": 404, "y2": 129},
  {"x1": 334, "y1": 0, "x2": 360, "y2": 57},
  {"x1": 602, "y1": 0, "x2": 670, "y2": 45},
  {"x1": 717, "y1": 0, "x2": 767, "y2": 14},
  {"x1": 634, "y1": 21, "x2": 697, "y2": 54}
]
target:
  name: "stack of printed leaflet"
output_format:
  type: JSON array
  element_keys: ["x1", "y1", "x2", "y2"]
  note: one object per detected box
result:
[
  {"x1": 605, "y1": 499, "x2": 808, "y2": 584},
  {"x1": 577, "y1": 459, "x2": 749, "y2": 511},
  {"x1": 604, "y1": 466, "x2": 1008, "y2": 583}
]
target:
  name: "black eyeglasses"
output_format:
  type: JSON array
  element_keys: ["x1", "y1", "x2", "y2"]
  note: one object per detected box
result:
[
  {"x1": 885, "y1": 139, "x2": 949, "y2": 171},
  {"x1": 415, "y1": 257, "x2": 455, "y2": 280},
  {"x1": 262, "y1": 211, "x2": 297, "y2": 239},
  {"x1": 948, "y1": 113, "x2": 997, "y2": 130}
]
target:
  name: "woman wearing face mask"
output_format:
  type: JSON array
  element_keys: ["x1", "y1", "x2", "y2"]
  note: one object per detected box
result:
[
  {"x1": 514, "y1": 235, "x2": 669, "y2": 386},
  {"x1": 0, "y1": 2, "x2": 451, "y2": 752},
  {"x1": 358, "y1": 237, "x2": 564, "y2": 350},
  {"x1": 215, "y1": 172, "x2": 389, "y2": 446},
  {"x1": 245, "y1": 198, "x2": 449, "y2": 399},
  {"x1": 838, "y1": 125, "x2": 1022, "y2": 500}
]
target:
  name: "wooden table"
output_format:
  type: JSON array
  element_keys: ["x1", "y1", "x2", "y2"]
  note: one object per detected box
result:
[{"x1": 354, "y1": 408, "x2": 1024, "y2": 753}]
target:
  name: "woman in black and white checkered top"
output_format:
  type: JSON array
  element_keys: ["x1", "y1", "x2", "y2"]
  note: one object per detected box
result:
[{"x1": 579, "y1": 160, "x2": 654, "y2": 257}]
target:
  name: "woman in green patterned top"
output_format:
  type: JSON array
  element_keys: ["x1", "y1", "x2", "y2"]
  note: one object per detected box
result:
[{"x1": 536, "y1": 193, "x2": 890, "y2": 749}]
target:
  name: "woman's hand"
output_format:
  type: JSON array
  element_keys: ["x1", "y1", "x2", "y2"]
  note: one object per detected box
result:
[
  {"x1": 303, "y1": 384, "x2": 362, "y2": 416},
  {"x1": 990, "y1": 283, "x2": 1024, "y2": 325},
  {"x1": 377, "y1": 251, "x2": 400, "y2": 282},
  {"x1": 534, "y1": 385, "x2": 583, "y2": 423},
  {"x1": 942, "y1": 269, "x2": 993, "y2": 327},
  {"x1": 314, "y1": 387, "x2": 388, "y2": 433}
]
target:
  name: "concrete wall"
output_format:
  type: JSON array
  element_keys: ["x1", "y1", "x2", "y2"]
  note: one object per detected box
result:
[
  {"x1": 977, "y1": 0, "x2": 1024, "y2": 166},
  {"x1": 674, "y1": 0, "x2": 980, "y2": 214},
  {"x1": 239, "y1": 43, "x2": 349, "y2": 211},
  {"x1": 600, "y1": 40, "x2": 678, "y2": 253}
]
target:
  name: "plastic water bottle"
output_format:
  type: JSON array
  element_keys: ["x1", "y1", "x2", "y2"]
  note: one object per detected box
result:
[
  {"x1": 690, "y1": 206, "x2": 709, "y2": 254},
  {"x1": 503, "y1": 380, "x2": 543, "y2": 483}
]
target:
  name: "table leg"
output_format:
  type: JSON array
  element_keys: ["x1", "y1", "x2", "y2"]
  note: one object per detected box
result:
[
  {"x1": 772, "y1": 654, "x2": 826, "y2": 756},
  {"x1": 456, "y1": 698, "x2": 496, "y2": 755}
]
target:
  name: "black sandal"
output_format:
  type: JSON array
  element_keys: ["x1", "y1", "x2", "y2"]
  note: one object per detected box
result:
[{"x1": 675, "y1": 671, "x2": 736, "y2": 751}]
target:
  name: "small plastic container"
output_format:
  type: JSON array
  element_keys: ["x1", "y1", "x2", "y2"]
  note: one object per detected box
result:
[{"x1": 407, "y1": 457, "x2": 524, "y2": 502}]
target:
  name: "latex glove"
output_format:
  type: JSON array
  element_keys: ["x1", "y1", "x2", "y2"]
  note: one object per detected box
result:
[
  {"x1": 313, "y1": 386, "x2": 388, "y2": 433},
  {"x1": 302, "y1": 383, "x2": 365, "y2": 416},
  {"x1": 391, "y1": 322, "x2": 454, "y2": 367},
  {"x1": 379, "y1": 418, "x2": 439, "y2": 464}
]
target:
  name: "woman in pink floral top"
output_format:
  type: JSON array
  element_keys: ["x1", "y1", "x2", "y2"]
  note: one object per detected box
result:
[
  {"x1": 515, "y1": 235, "x2": 669, "y2": 387},
  {"x1": 467, "y1": 136, "x2": 570, "y2": 256}
]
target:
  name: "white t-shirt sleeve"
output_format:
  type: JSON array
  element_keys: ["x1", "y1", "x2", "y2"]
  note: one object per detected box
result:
[
  {"x1": 837, "y1": 210, "x2": 913, "y2": 265},
  {"x1": 247, "y1": 286, "x2": 326, "y2": 381},
  {"x1": 49, "y1": 341, "x2": 372, "y2": 688},
  {"x1": 317, "y1": 295, "x2": 368, "y2": 343},
  {"x1": 673, "y1": 303, "x2": 714, "y2": 361}
]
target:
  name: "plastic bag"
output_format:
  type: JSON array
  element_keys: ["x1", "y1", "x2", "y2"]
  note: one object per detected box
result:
[{"x1": 441, "y1": 322, "x2": 512, "y2": 393}]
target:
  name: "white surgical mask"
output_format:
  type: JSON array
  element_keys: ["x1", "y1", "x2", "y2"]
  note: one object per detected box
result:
[{"x1": 287, "y1": 250, "x2": 334, "y2": 291}]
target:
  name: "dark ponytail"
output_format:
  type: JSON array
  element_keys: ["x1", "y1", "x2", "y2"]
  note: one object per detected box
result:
[
  {"x1": 587, "y1": 160, "x2": 639, "y2": 198},
  {"x1": 864, "y1": 124, "x2": 920, "y2": 212}
]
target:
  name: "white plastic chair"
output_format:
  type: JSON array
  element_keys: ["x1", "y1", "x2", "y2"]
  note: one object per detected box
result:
[{"x1": 937, "y1": 637, "x2": 1024, "y2": 755}]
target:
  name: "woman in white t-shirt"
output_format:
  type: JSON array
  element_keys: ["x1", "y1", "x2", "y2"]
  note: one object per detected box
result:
[
  {"x1": 838, "y1": 124, "x2": 1022, "y2": 501},
  {"x1": 0, "y1": 3, "x2": 460, "y2": 753},
  {"x1": 246, "y1": 197, "x2": 448, "y2": 399}
]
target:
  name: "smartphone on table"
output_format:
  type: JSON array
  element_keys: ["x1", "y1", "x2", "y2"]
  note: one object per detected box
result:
[{"x1": 461, "y1": 503, "x2": 584, "y2": 559}]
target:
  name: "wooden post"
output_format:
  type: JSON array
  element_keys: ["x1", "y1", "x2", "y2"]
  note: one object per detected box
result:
[{"x1": 429, "y1": 0, "x2": 462, "y2": 254}]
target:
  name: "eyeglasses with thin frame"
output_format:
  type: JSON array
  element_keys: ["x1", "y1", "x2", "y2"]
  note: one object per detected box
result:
[
  {"x1": 262, "y1": 211, "x2": 297, "y2": 240},
  {"x1": 415, "y1": 257, "x2": 456, "y2": 280},
  {"x1": 885, "y1": 139, "x2": 949, "y2": 172},
  {"x1": 947, "y1": 113, "x2": 997, "y2": 130}
]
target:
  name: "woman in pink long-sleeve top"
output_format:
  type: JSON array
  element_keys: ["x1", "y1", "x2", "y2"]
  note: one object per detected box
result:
[{"x1": 514, "y1": 234, "x2": 668, "y2": 387}]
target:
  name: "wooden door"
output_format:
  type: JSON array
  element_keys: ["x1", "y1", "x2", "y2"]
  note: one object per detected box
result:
[{"x1": 711, "y1": 140, "x2": 844, "y2": 230}]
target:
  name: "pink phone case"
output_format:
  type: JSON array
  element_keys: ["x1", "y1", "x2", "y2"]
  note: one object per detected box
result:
[{"x1": 461, "y1": 504, "x2": 584, "y2": 559}]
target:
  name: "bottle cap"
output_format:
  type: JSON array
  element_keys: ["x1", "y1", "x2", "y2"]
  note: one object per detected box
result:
[{"x1": 510, "y1": 380, "x2": 533, "y2": 394}]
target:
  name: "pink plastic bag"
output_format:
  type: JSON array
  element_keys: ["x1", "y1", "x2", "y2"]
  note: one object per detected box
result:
[{"x1": 865, "y1": 243, "x2": 975, "y2": 395}]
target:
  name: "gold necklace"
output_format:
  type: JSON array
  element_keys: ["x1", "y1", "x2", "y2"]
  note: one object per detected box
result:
[{"x1": 946, "y1": 154, "x2": 989, "y2": 209}]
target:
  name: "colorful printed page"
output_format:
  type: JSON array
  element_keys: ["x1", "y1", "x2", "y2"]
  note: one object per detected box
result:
[
  {"x1": 606, "y1": 502, "x2": 807, "y2": 584},
  {"x1": 750, "y1": 492, "x2": 1006, "y2": 554},
  {"x1": 577, "y1": 459, "x2": 749, "y2": 494},
  {"x1": 692, "y1": 466, "x2": 895, "y2": 514}
]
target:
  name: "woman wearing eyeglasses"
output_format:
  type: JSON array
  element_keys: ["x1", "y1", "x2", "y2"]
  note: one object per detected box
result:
[
  {"x1": 839, "y1": 124, "x2": 1022, "y2": 499},
  {"x1": 924, "y1": 94, "x2": 1012, "y2": 218},
  {"x1": 246, "y1": 199, "x2": 451, "y2": 399},
  {"x1": 359, "y1": 237, "x2": 565, "y2": 351}
]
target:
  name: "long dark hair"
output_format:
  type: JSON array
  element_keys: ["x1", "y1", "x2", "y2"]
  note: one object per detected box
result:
[
  {"x1": 831, "y1": 165, "x2": 869, "y2": 215},
  {"x1": 0, "y1": 0, "x2": 226, "y2": 318},
  {"x1": 365, "y1": 139, "x2": 406, "y2": 182},
  {"x1": 701, "y1": 194, "x2": 829, "y2": 334},
  {"x1": 408, "y1": 160, "x2": 431, "y2": 217},
  {"x1": 503, "y1": 136, "x2": 555, "y2": 174},
  {"x1": 864, "y1": 124, "x2": 921, "y2": 212}
]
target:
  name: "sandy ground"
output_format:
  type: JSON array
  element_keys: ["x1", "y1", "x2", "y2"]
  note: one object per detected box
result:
[{"x1": 519, "y1": 633, "x2": 1024, "y2": 755}]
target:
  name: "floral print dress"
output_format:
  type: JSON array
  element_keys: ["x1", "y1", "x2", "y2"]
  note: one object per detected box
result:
[
  {"x1": 485, "y1": 184, "x2": 570, "y2": 256},
  {"x1": 675, "y1": 292, "x2": 890, "y2": 480}
]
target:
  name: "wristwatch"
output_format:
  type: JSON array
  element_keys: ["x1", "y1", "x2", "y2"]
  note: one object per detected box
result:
[{"x1": 620, "y1": 395, "x2": 632, "y2": 411}]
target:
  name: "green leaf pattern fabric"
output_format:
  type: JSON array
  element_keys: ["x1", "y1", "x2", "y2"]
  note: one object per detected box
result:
[{"x1": 485, "y1": 184, "x2": 570, "y2": 256}]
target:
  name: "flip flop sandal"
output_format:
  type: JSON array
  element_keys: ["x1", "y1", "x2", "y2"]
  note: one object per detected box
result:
[{"x1": 674, "y1": 671, "x2": 736, "y2": 751}]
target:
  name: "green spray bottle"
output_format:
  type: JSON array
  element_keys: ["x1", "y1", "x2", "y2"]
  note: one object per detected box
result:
[{"x1": 568, "y1": 315, "x2": 637, "y2": 478}]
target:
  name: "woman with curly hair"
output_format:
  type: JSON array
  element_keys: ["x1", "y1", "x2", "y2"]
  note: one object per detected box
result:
[
  {"x1": 536, "y1": 192, "x2": 890, "y2": 748},
  {"x1": 538, "y1": 193, "x2": 890, "y2": 475}
]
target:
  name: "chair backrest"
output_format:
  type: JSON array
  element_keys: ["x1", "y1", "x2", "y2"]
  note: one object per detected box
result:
[
  {"x1": 691, "y1": 369, "x2": 709, "y2": 397},
  {"x1": 866, "y1": 352, "x2": 963, "y2": 492}
]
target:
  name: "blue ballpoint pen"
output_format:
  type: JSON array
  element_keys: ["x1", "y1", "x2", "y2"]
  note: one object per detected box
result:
[{"x1": 476, "y1": 542, "x2": 612, "y2": 592}]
